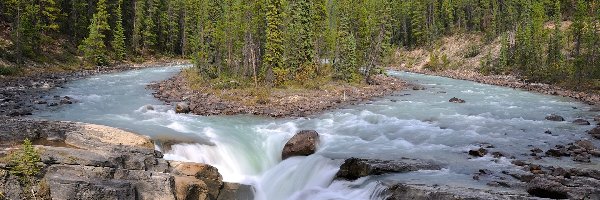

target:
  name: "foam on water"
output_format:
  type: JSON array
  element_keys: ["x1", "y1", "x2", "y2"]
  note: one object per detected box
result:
[{"x1": 38, "y1": 66, "x2": 600, "y2": 200}]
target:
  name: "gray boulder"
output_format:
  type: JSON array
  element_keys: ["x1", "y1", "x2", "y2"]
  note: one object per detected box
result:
[
  {"x1": 572, "y1": 119, "x2": 590, "y2": 125},
  {"x1": 176, "y1": 102, "x2": 190, "y2": 114},
  {"x1": 545, "y1": 114, "x2": 565, "y2": 121},
  {"x1": 281, "y1": 130, "x2": 319, "y2": 160}
]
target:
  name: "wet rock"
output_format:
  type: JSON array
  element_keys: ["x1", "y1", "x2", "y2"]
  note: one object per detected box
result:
[
  {"x1": 572, "y1": 119, "x2": 590, "y2": 125},
  {"x1": 573, "y1": 140, "x2": 596, "y2": 151},
  {"x1": 491, "y1": 152, "x2": 504, "y2": 158},
  {"x1": 281, "y1": 130, "x2": 319, "y2": 160},
  {"x1": 381, "y1": 182, "x2": 531, "y2": 200},
  {"x1": 545, "y1": 145, "x2": 569, "y2": 157},
  {"x1": 587, "y1": 126, "x2": 600, "y2": 139},
  {"x1": 412, "y1": 85, "x2": 425, "y2": 90},
  {"x1": 60, "y1": 96, "x2": 73, "y2": 104},
  {"x1": 335, "y1": 157, "x2": 441, "y2": 180},
  {"x1": 449, "y1": 97, "x2": 465, "y2": 103},
  {"x1": 511, "y1": 160, "x2": 526, "y2": 166},
  {"x1": 526, "y1": 177, "x2": 569, "y2": 199},
  {"x1": 530, "y1": 148, "x2": 543, "y2": 154},
  {"x1": 544, "y1": 130, "x2": 552, "y2": 134},
  {"x1": 573, "y1": 153, "x2": 591, "y2": 162},
  {"x1": 468, "y1": 148, "x2": 487, "y2": 157},
  {"x1": 217, "y1": 182, "x2": 254, "y2": 200},
  {"x1": 144, "y1": 105, "x2": 154, "y2": 111},
  {"x1": 545, "y1": 114, "x2": 565, "y2": 121},
  {"x1": 175, "y1": 102, "x2": 190, "y2": 114}
]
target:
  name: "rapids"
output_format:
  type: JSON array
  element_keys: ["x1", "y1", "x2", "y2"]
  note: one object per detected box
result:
[{"x1": 37, "y1": 65, "x2": 600, "y2": 199}]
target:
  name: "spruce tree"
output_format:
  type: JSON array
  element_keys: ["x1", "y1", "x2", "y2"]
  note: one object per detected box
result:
[
  {"x1": 112, "y1": 0, "x2": 126, "y2": 61},
  {"x1": 546, "y1": 0, "x2": 563, "y2": 74},
  {"x1": 79, "y1": 0, "x2": 110, "y2": 65},
  {"x1": 263, "y1": 0, "x2": 284, "y2": 86}
]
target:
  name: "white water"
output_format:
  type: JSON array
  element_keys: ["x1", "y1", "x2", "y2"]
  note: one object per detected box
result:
[{"x1": 37, "y1": 65, "x2": 600, "y2": 199}]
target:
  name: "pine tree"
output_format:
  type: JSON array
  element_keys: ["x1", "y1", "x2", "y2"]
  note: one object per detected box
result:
[
  {"x1": 546, "y1": 0, "x2": 563, "y2": 75},
  {"x1": 112, "y1": 0, "x2": 126, "y2": 61},
  {"x1": 263, "y1": 0, "x2": 284, "y2": 86},
  {"x1": 79, "y1": 0, "x2": 110, "y2": 65}
]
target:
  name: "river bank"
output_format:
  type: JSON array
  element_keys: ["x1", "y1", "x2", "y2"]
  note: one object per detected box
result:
[
  {"x1": 394, "y1": 66, "x2": 600, "y2": 107},
  {"x1": 149, "y1": 71, "x2": 407, "y2": 118},
  {"x1": 0, "y1": 59, "x2": 190, "y2": 117}
]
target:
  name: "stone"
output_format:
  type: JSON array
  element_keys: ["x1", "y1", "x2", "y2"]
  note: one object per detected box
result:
[
  {"x1": 281, "y1": 130, "x2": 319, "y2": 160},
  {"x1": 587, "y1": 126, "x2": 600, "y2": 139},
  {"x1": 526, "y1": 177, "x2": 569, "y2": 199},
  {"x1": 449, "y1": 97, "x2": 465, "y2": 103},
  {"x1": 173, "y1": 176, "x2": 210, "y2": 200},
  {"x1": 574, "y1": 140, "x2": 596, "y2": 150},
  {"x1": 169, "y1": 161, "x2": 223, "y2": 198},
  {"x1": 572, "y1": 119, "x2": 591, "y2": 125},
  {"x1": 175, "y1": 102, "x2": 190, "y2": 114},
  {"x1": 217, "y1": 182, "x2": 254, "y2": 200},
  {"x1": 335, "y1": 157, "x2": 441, "y2": 180},
  {"x1": 545, "y1": 114, "x2": 565, "y2": 121},
  {"x1": 412, "y1": 85, "x2": 425, "y2": 90},
  {"x1": 468, "y1": 148, "x2": 487, "y2": 157}
]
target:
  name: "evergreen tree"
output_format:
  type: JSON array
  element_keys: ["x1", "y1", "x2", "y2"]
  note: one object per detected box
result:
[
  {"x1": 546, "y1": 0, "x2": 563, "y2": 74},
  {"x1": 112, "y1": 0, "x2": 127, "y2": 61},
  {"x1": 264, "y1": 0, "x2": 284, "y2": 86},
  {"x1": 79, "y1": 0, "x2": 110, "y2": 65}
]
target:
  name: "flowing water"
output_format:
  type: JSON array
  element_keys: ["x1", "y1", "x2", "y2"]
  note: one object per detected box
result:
[{"x1": 37, "y1": 65, "x2": 600, "y2": 199}]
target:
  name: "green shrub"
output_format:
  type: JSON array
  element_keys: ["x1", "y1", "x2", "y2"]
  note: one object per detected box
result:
[
  {"x1": 251, "y1": 88, "x2": 271, "y2": 105},
  {"x1": 0, "y1": 66, "x2": 19, "y2": 76},
  {"x1": 464, "y1": 44, "x2": 481, "y2": 58},
  {"x1": 8, "y1": 139, "x2": 42, "y2": 198}
]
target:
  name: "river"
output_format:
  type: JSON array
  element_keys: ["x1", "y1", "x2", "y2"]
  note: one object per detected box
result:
[{"x1": 36, "y1": 65, "x2": 600, "y2": 199}]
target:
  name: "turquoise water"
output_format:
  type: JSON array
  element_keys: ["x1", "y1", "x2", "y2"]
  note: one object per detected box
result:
[{"x1": 38, "y1": 65, "x2": 600, "y2": 199}]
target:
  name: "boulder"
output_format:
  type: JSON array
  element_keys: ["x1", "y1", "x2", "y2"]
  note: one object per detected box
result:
[
  {"x1": 281, "y1": 130, "x2": 319, "y2": 160},
  {"x1": 169, "y1": 161, "x2": 223, "y2": 199},
  {"x1": 526, "y1": 177, "x2": 569, "y2": 199},
  {"x1": 175, "y1": 102, "x2": 190, "y2": 114},
  {"x1": 335, "y1": 157, "x2": 441, "y2": 180},
  {"x1": 449, "y1": 97, "x2": 465, "y2": 103},
  {"x1": 412, "y1": 85, "x2": 425, "y2": 90},
  {"x1": 572, "y1": 119, "x2": 591, "y2": 125},
  {"x1": 587, "y1": 126, "x2": 600, "y2": 139},
  {"x1": 468, "y1": 148, "x2": 487, "y2": 157},
  {"x1": 545, "y1": 114, "x2": 565, "y2": 121},
  {"x1": 217, "y1": 182, "x2": 254, "y2": 200}
]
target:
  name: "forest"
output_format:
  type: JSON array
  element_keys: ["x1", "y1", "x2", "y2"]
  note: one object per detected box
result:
[{"x1": 0, "y1": 0, "x2": 599, "y2": 87}]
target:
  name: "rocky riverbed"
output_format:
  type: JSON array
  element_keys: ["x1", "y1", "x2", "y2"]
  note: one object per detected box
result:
[
  {"x1": 149, "y1": 72, "x2": 407, "y2": 118},
  {"x1": 0, "y1": 60, "x2": 190, "y2": 118},
  {"x1": 394, "y1": 67, "x2": 600, "y2": 106}
]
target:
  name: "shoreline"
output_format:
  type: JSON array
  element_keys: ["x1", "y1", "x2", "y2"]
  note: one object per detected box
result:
[
  {"x1": 150, "y1": 71, "x2": 407, "y2": 118},
  {"x1": 0, "y1": 59, "x2": 191, "y2": 117},
  {"x1": 393, "y1": 67, "x2": 600, "y2": 107}
]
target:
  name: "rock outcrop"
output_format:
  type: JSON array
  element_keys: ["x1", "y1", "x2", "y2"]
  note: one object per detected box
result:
[
  {"x1": 281, "y1": 130, "x2": 319, "y2": 160},
  {"x1": 335, "y1": 157, "x2": 441, "y2": 180},
  {"x1": 0, "y1": 121, "x2": 253, "y2": 200}
]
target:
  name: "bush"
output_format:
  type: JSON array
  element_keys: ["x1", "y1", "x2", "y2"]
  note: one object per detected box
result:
[
  {"x1": 0, "y1": 66, "x2": 19, "y2": 76},
  {"x1": 8, "y1": 139, "x2": 42, "y2": 198},
  {"x1": 464, "y1": 44, "x2": 481, "y2": 58},
  {"x1": 251, "y1": 87, "x2": 271, "y2": 105}
]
